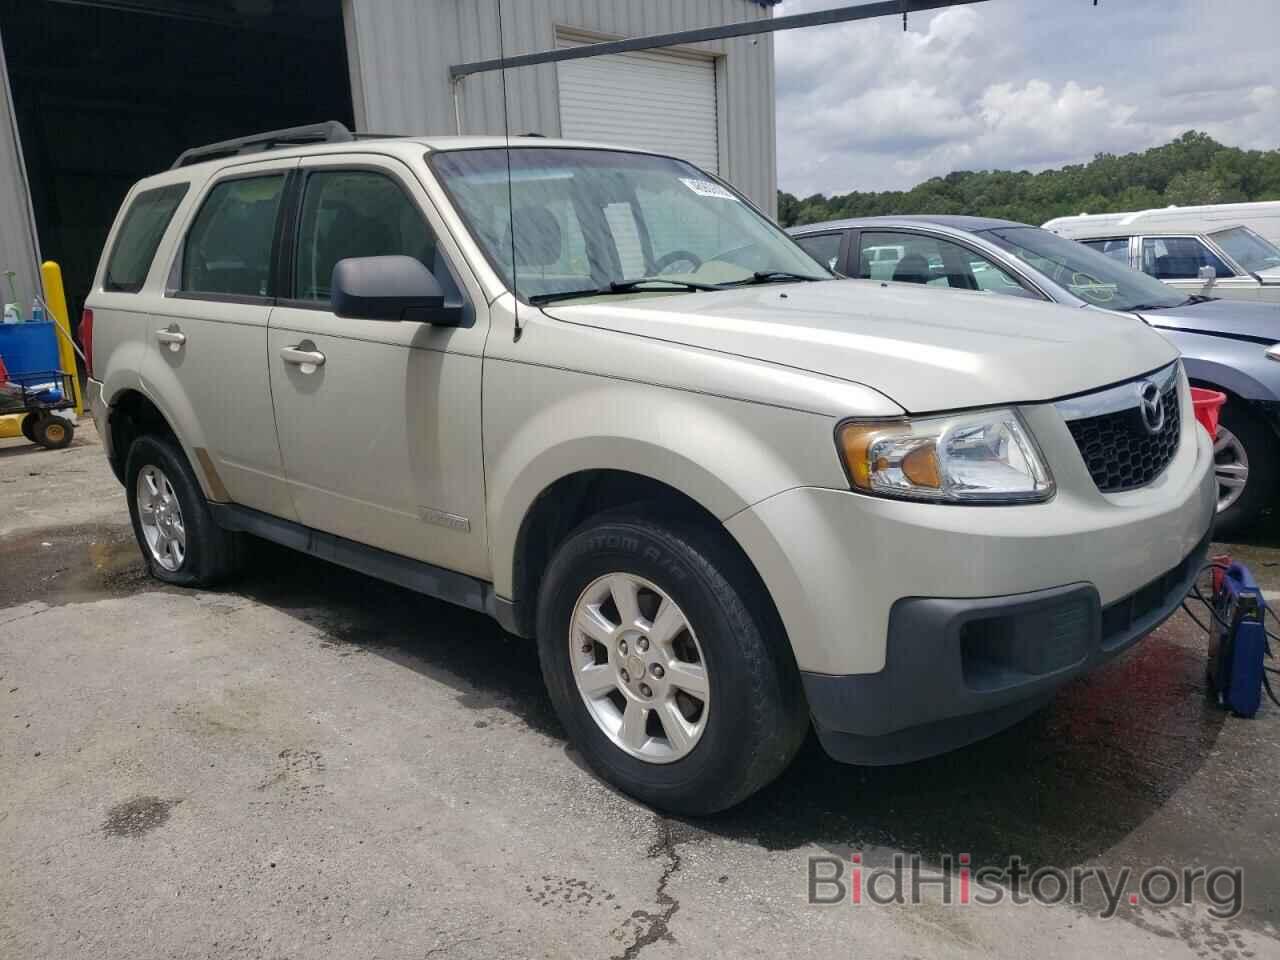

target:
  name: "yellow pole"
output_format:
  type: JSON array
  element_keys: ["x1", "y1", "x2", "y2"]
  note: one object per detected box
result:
[{"x1": 41, "y1": 260, "x2": 83, "y2": 416}]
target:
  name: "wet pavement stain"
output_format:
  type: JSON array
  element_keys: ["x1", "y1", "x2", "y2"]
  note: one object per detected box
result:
[
  {"x1": 0, "y1": 523, "x2": 152, "y2": 609},
  {"x1": 101, "y1": 796, "x2": 179, "y2": 838}
]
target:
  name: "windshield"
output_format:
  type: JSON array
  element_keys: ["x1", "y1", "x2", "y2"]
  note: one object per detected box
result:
[
  {"x1": 980, "y1": 225, "x2": 1186, "y2": 311},
  {"x1": 1209, "y1": 226, "x2": 1280, "y2": 274},
  {"x1": 430, "y1": 148, "x2": 830, "y2": 302}
]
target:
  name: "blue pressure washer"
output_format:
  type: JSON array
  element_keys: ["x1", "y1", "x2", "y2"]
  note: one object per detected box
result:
[
  {"x1": 1182, "y1": 558, "x2": 1280, "y2": 718},
  {"x1": 1206, "y1": 562, "x2": 1268, "y2": 717}
]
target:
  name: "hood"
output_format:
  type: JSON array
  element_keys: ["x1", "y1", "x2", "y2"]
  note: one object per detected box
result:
[
  {"x1": 1140, "y1": 296, "x2": 1280, "y2": 343},
  {"x1": 543, "y1": 279, "x2": 1178, "y2": 413}
]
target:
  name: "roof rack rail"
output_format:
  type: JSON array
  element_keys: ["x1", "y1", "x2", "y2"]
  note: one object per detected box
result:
[{"x1": 170, "y1": 121, "x2": 354, "y2": 169}]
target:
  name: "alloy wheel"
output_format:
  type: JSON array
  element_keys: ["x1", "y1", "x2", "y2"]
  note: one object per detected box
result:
[
  {"x1": 1214, "y1": 424, "x2": 1249, "y2": 514},
  {"x1": 568, "y1": 573, "x2": 710, "y2": 763},
  {"x1": 136, "y1": 465, "x2": 187, "y2": 572}
]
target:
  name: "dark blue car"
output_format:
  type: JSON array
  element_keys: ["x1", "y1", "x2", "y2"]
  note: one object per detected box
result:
[{"x1": 789, "y1": 215, "x2": 1280, "y2": 536}]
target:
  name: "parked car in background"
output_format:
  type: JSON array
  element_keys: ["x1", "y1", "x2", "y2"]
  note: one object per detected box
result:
[
  {"x1": 790, "y1": 215, "x2": 1280, "y2": 535},
  {"x1": 1046, "y1": 200, "x2": 1280, "y2": 246},
  {"x1": 1043, "y1": 204, "x2": 1280, "y2": 304},
  {"x1": 86, "y1": 128, "x2": 1214, "y2": 813}
]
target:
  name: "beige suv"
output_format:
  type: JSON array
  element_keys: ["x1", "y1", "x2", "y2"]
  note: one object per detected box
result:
[{"x1": 86, "y1": 124, "x2": 1215, "y2": 813}]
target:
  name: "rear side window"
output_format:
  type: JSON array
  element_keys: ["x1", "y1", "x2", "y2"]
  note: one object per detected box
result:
[
  {"x1": 292, "y1": 170, "x2": 437, "y2": 301},
  {"x1": 104, "y1": 183, "x2": 189, "y2": 293},
  {"x1": 181, "y1": 175, "x2": 286, "y2": 298}
]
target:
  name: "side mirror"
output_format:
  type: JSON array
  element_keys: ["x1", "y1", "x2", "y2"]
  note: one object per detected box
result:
[
  {"x1": 1198, "y1": 264, "x2": 1217, "y2": 286},
  {"x1": 331, "y1": 255, "x2": 464, "y2": 325}
]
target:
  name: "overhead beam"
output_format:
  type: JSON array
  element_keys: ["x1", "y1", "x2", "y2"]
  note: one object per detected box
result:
[
  {"x1": 42, "y1": 0, "x2": 247, "y2": 26},
  {"x1": 450, "y1": 0, "x2": 992, "y2": 79}
]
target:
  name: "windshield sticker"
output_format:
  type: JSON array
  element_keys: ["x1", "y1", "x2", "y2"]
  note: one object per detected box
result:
[{"x1": 680, "y1": 177, "x2": 739, "y2": 201}]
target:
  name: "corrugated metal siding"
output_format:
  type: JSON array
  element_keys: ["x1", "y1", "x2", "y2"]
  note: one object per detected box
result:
[
  {"x1": 0, "y1": 32, "x2": 42, "y2": 314},
  {"x1": 343, "y1": 0, "x2": 776, "y2": 215}
]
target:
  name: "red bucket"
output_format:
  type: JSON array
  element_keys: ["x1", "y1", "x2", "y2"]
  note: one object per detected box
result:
[{"x1": 1190, "y1": 387, "x2": 1226, "y2": 437}]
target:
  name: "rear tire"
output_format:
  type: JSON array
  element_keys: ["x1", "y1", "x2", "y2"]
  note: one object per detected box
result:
[
  {"x1": 1213, "y1": 401, "x2": 1278, "y2": 540},
  {"x1": 125, "y1": 434, "x2": 242, "y2": 586},
  {"x1": 20, "y1": 414, "x2": 37, "y2": 444},
  {"x1": 536, "y1": 511, "x2": 808, "y2": 815}
]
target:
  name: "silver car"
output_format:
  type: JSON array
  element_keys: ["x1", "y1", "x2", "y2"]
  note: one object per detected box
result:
[{"x1": 790, "y1": 215, "x2": 1280, "y2": 536}]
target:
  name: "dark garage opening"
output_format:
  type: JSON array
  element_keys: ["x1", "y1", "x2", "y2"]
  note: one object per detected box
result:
[{"x1": 1, "y1": 0, "x2": 354, "y2": 323}]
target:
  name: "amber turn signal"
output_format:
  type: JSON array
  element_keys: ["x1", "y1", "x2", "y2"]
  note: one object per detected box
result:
[{"x1": 836, "y1": 421, "x2": 907, "y2": 491}]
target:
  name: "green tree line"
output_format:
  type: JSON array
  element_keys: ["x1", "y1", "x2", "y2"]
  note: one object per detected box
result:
[{"x1": 777, "y1": 131, "x2": 1280, "y2": 228}]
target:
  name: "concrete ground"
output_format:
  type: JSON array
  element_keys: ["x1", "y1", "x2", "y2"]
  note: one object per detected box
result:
[{"x1": 2, "y1": 425, "x2": 1278, "y2": 960}]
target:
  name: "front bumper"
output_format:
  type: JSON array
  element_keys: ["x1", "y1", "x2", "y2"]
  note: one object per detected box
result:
[{"x1": 803, "y1": 530, "x2": 1209, "y2": 764}]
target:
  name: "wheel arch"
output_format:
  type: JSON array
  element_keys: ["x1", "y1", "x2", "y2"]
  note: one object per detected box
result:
[
  {"x1": 104, "y1": 388, "x2": 178, "y2": 483},
  {"x1": 104, "y1": 385, "x2": 222, "y2": 504},
  {"x1": 503, "y1": 466, "x2": 784, "y2": 643}
]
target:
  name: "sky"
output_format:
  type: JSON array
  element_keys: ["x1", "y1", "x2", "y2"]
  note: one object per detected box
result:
[{"x1": 773, "y1": 0, "x2": 1280, "y2": 197}]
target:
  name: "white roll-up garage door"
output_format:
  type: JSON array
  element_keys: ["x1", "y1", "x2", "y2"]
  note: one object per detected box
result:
[{"x1": 556, "y1": 38, "x2": 719, "y2": 175}]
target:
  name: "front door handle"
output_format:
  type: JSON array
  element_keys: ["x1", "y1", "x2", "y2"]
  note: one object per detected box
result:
[
  {"x1": 155, "y1": 327, "x2": 186, "y2": 352},
  {"x1": 281, "y1": 345, "x2": 326, "y2": 373}
]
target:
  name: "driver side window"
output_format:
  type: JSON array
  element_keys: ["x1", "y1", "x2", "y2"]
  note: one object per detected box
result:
[
  {"x1": 293, "y1": 170, "x2": 437, "y2": 302},
  {"x1": 1141, "y1": 236, "x2": 1234, "y2": 279},
  {"x1": 794, "y1": 233, "x2": 842, "y2": 272},
  {"x1": 857, "y1": 231, "x2": 1039, "y2": 299}
]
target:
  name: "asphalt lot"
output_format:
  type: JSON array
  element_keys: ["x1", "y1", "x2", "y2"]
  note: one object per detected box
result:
[{"x1": 2, "y1": 425, "x2": 1279, "y2": 959}]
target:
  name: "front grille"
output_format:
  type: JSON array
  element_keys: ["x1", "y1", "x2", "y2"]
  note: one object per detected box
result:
[{"x1": 1066, "y1": 381, "x2": 1181, "y2": 492}]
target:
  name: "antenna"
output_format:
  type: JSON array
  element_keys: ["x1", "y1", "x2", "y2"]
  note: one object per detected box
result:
[{"x1": 495, "y1": 0, "x2": 521, "y2": 343}]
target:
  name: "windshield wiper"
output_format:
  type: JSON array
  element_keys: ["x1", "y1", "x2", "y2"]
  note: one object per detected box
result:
[
  {"x1": 529, "y1": 278, "x2": 721, "y2": 305},
  {"x1": 725, "y1": 270, "x2": 826, "y2": 286},
  {"x1": 528, "y1": 288, "x2": 613, "y2": 304},
  {"x1": 609, "y1": 277, "x2": 722, "y2": 293}
]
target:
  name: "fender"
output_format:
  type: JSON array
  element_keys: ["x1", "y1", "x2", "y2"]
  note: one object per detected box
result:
[
  {"x1": 1163, "y1": 328, "x2": 1280, "y2": 404},
  {"x1": 483, "y1": 367, "x2": 854, "y2": 600}
]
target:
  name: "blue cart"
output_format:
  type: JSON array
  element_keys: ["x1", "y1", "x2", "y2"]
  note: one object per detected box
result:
[{"x1": 0, "y1": 369, "x2": 77, "y2": 448}]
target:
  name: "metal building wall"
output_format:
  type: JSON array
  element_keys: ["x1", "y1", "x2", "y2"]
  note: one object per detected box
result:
[
  {"x1": 0, "y1": 32, "x2": 42, "y2": 314},
  {"x1": 342, "y1": 0, "x2": 777, "y2": 215}
]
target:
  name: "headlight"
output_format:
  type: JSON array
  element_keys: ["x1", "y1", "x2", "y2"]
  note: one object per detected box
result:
[{"x1": 836, "y1": 409, "x2": 1054, "y2": 504}]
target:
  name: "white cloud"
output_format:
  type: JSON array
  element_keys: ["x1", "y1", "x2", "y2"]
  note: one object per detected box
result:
[{"x1": 774, "y1": 0, "x2": 1280, "y2": 197}]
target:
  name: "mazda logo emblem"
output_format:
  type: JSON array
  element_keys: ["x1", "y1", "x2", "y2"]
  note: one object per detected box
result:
[{"x1": 1139, "y1": 381, "x2": 1165, "y2": 434}]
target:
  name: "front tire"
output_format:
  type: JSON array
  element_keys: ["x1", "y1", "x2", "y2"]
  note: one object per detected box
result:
[
  {"x1": 536, "y1": 512, "x2": 808, "y2": 815},
  {"x1": 1213, "y1": 401, "x2": 1278, "y2": 540},
  {"x1": 125, "y1": 434, "x2": 242, "y2": 586}
]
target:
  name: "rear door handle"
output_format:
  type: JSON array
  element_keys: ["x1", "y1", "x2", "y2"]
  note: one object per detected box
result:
[
  {"x1": 281, "y1": 345, "x2": 326, "y2": 372},
  {"x1": 155, "y1": 328, "x2": 186, "y2": 351}
]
